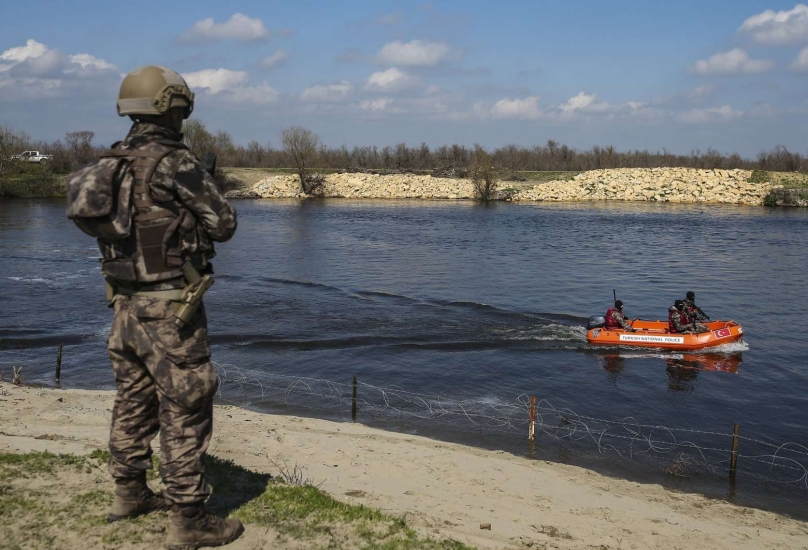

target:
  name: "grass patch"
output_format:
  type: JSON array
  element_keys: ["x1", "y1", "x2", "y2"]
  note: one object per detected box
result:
[
  {"x1": 0, "y1": 173, "x2": 67, "y2": 199},
  {"x1": 768, "y1": 171, "x2": 808, "y2": 188},
  {"x1": 0, "y1": 450, "x2": 106, "y2": 481},
  {"x1": 517, "y1": 171, "x2": 580, "y2": 183},
  {"x1": 0, "y1": 450, "x2": 474, "y2": 550}
]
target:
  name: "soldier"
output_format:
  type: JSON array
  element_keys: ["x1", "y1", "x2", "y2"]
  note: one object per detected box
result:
[
  {"x1": 65, "y1": 66, "x2": 242, "y2": 548},
  {"x1": 683, "y1": 290, "x2": 710, "y2": 323},
  {"x1": 669, "y1": 300, "x2": 708, "y2": 334},
  {"x1": 604, "y1": 300, "x2": 637, "y2": 332}
]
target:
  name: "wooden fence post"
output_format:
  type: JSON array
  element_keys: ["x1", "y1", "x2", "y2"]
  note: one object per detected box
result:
[
  {"x1": 352, "y1": 376, "x2": 357, "y2": 422},
  {"x1": 55, "y1": 344, "x2": 63, "y2": 385},
  {"x1": 729, "y1": 424, "x2": 740, "y2": 481}
]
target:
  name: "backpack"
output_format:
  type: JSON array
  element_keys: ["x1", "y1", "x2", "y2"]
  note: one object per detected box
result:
[{"x1": 65, "y1": 144, "x2": 179, "y2": 241}]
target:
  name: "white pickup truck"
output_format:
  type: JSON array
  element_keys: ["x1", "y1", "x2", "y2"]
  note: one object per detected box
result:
[{"x1": 10, "y1": 150, "x2": 53, "y2": 164}]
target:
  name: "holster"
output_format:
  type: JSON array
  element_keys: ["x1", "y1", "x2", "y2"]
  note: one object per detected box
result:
[{"x1": 171, "y1": 262, "x2": 214, "y2": 327}]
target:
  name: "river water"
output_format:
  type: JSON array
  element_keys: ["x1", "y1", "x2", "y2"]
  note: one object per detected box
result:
[{"x1": 1, "y1": 198, "x2": 807, "y2": 515}]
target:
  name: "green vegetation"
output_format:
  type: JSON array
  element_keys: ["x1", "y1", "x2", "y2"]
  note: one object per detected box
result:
[
  {"x1": 768, "y1": 171, "x2": 808, "y2": 188},
  {"x1": 0, "y1": 451, "x2": 473, "y2": 550},
  {"x1": 0, "y1": 163, "x2": 67, "y2": 199},
  {"x1": 747, "y1": 169, "x2": 770, "y2": 183},
  {"x1": 517, "y1": 171, "x2": 580, "y2": 183}
]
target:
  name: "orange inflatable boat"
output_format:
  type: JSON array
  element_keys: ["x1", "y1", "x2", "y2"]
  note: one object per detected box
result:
[{"x1": 586, "y1": 318, "x2": 744, "y2": 351}]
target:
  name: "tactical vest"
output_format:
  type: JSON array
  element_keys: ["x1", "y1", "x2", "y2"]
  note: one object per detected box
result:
[
  {"x1": 604, "y1": 307, "x2": 620, "y2": 329},
  {"x1": 668, "y1": 308, "x2": 688, "y2": 333},
  {"x1": 684, "y1": 300, "x2": 698, "y2": 320},
  {"x1": 102, "y1": 140, "x2": 192, "y2": 285}
]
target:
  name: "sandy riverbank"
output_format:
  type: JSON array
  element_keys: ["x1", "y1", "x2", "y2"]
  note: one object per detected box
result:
[{"x1": 1, "y1": 384, "x2": 807, "y2": 549}]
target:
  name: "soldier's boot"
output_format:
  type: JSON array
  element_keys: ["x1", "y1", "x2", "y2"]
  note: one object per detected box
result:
[
  {"x1": 108, "y1": 478, "x2": 167, "y2": 522},
  {"x1": 165, "y1": 506, "x2": 244, "y2": 549}
]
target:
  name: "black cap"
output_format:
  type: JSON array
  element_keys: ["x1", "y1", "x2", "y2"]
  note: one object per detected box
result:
[
  {"x1": 675, "y1": 299, "x2": 684, "y2": 309},
  {"x1": 686, "y1": 291, "x2": 695, "y2": 300},
  {"x1": 615, "y1": 300, "x2": 623, "y2": 309}
]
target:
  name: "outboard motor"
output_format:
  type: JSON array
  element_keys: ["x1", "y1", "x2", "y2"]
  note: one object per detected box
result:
[{"x1": 587, "y1": 315, "x2": 606, "y2": 330}]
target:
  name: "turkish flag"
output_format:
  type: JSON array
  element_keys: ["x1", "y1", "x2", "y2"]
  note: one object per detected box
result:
[{"x1": 713, "y1": 328, "x2": 731, "y2": 338}]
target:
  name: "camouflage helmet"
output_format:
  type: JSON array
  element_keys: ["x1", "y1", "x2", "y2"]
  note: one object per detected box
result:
[{"x1": 116, "y1": 65, "x2": 194, "y2": 118}]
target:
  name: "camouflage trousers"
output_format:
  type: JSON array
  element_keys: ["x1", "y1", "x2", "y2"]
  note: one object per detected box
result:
[
  {"x1": 107, "y1": 294, "x2": 219, "y2": 506},
  {"x1": 682, "y1": 323, "x2": 709, "y2": 334}
]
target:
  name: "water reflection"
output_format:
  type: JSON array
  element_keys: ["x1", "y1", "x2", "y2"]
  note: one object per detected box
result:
[
  {"x1": 594, "y1": 351, "x2": 743, "y2": 389},
  {"x1": 665, "y1": 352, "x2": 742, "y2": 393}
]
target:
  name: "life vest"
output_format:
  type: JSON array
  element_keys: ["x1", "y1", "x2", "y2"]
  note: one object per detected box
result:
[
  {"x1": 67, "y1": 139, "x2": 191, "y2": 284},
  {"x1": 605, "y1": 307, "x2": 621, "y2": 329},
  {"x1": 668, "y1": 307, "x2": 688, "y2": 333}
]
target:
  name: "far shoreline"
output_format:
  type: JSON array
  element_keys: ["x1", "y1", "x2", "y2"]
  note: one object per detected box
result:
[{"x1": 2, "y1": 167, "x2": 807, "y2": 206}]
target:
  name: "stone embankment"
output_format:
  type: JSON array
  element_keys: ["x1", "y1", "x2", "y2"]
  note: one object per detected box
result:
[
  {"x1": 241, "y1": 172, "x2": 477, "y2": 200},
  {"x1": 513, "y1": 168, "x2": 772, "y2": 205},
  {"x1": 233, "y1": 168, "x2": 777, "y2": 205}
]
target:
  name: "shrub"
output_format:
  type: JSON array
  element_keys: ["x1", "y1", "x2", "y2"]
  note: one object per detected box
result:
[
  {"x1": 281, "y1": 126, "x2": 322, "y2": 195},
  {"x1": 748, "y1": 169, "x2": 770, "y2": 184},
  {"x1": 469, "y1": 146, "x2": 499, "y2": 201}
]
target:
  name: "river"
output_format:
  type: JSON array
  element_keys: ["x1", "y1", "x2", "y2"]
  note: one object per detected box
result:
[{"x1": 1, "y1": 198, "x2": 807, "y2": 516}]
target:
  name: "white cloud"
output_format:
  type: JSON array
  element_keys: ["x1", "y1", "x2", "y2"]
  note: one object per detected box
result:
[
  {"x1": 0, "y1": 39, "x2": 48, "y2": 64},
  {"x1": 300, "y1": 81, "x2": 354, "y2": 102},
  {"x1": 693, "y1": 48, "x2": 774, "y2": 75},
  {"x1": 364, "y1": 68, "x2": 417, "y2": 92},
  {"x1": 375, "y1": 40, "x2": 451, "y2": 67},
  {"x1": 224, "y1": 84, "x2": 279, "y2": 105},
  {"x1": 791, "y1": 46, "x2": 808, "y2": 69},
  {"x1": 182, "y1": 68, "x2": 278, "y2": 105},
  {"x1": 0, "y1": 39, "x2": 118, "y2": 100},
  {"x1": 490, "y1": 96, "x2": 542, "y2": 120},
  {"x1": 626, "y1": 101, "x2": 665, "y2": 119},
  {"x1": 9, "y1": 49, "x2": 70, "y2": 77},
  {"x1": 739, "y1": 4, "x2": 808, "y2": 45},
  {"x1": 359, "y1": 98, "x2": 392, "y2": 111},
  {"x1": 69, "y1": 54, "x2": 117, "y2": 71},
  {"x1": 179, "y1": 13, "x2": 270, "y2": 43},
  {"x1": 257, "y1": 50, "x2": 291, "y2": 70},
  {"x1": 183, "y1": 68, "x2": 250, "y2": 94},
  {"x1": 678, "y1": 105, "x2": 742, "y2": 123},
  {"x1": 559, "y1": 92, "x2": 611, "y2": 114}
]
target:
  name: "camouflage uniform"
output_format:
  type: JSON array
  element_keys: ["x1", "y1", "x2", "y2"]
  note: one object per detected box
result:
[
  {"x1": 669, "y1": 305, "x2": 691, "y2": 333},
  {"x1": 669, "y1": 305, "x2": 708, "y2": 334},
  {"x1": 683, "y1": 298, "x2": 709, "y2": 322},
  {"x1": 609, "y1": 308, "x2": 632, "y2": 330},
  {"x1": 103, "y1": 122, "x2": 237, "y2": 507}
]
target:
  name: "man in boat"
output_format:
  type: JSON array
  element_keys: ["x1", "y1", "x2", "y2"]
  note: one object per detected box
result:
[
  {"x1": 605, "y1": 300, "x2": 637, "y2": 332},
  {"x1": 683, "y1": 291, "x2": 710, "y2": 323},
  {"x1": 669, "y1": 300, "x2": 708, "y2": 334}
]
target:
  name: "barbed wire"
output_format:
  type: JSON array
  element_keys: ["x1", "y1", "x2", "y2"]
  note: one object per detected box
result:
[
  {"x1": 1, "y1": 355, "x2": 805, "y2": 491},
  {"x1": 213, "y1": 362, "x2": 808, "y2": 490}
]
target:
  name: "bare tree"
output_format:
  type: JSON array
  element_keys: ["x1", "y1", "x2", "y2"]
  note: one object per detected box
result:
[
  {"x1": 64, "y1": 131, "x2": 96, "y2": 166},
  {"x1": 0, "y1": 125, "x2": 30, "y2": 179},
  {"x1": 182, "y1": 119, "x2": 214, "y2": 155},
  {"x1": 470, "y1": 145, "x2": 499, "y2": 201},
  {"x1": 6, "y1": 119, "x2": 808, "y2": 176},
  {"x1": 281, "y1": 126, "x2": 323, "y2": 194}
]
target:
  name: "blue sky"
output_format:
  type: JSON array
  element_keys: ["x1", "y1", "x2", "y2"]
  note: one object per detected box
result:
[{"x1": 2, "y1": 0, "x2": 808, "y2": 156}]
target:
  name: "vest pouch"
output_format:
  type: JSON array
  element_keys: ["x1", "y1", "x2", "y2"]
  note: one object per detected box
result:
[
  {"x1": 137, "y1": 219, "x2": 176, "y2": 275},
  {"x1": 65, "y1": 157, "x2": 134, "y2": 241},
  {"x1": 101, "y1": 258, "x2": 137, "y2": 282}
]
